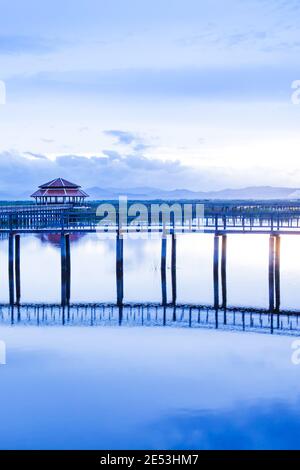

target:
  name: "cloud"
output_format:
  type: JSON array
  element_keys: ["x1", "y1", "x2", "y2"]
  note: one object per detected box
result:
[
  {"x1": 25, "y1": 152, "x2": 47, "y2": 160},
  {"x1": 177, "y1": 26, "x2": 300, "y2": 53},
  {"x1": 0, "y1": 149, "x2": 294, "y2": 199},
  {"x1": 104, "y1": 130, "x2": 136, "y2": 145},
  {"x1": 0, "y1": 150, "x2": 205, "y2": 198},
  {"x1": 8, "y1": 65, "x2": 297, "y2": 102},
  {"x1": 0, "y1": 35, "x2": 57, "y2": 55},
  {"x1": 102, "y1": 150, "x2": 123, "y2": 160},
  {"x1": 104, "y1": 129, "x2": 150, "y2": 152}
]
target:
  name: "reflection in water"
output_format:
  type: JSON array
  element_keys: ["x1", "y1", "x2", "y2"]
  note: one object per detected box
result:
[
  {"x1": 148, "y1": 403, "x2": 300, "y2": 450},
  {"x1": 1, "y1": 233, "x2": 300, "y2": 449},
  {"x1": 1, "y1": 303, "x2": 300, "y2": 336},
  {"x1": 0, "y1": 323, "x2": 299, "y2": 449},
  {"x1": 36, "y1": 232, "x2": 88, "y2": 248}
]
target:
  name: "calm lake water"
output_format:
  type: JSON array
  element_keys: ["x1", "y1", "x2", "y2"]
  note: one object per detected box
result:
[{"x1": 0, "y1": 233, "x2": 300, "y2": 449}]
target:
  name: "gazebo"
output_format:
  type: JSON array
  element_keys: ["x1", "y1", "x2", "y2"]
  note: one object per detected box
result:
[{"x1": 31, "y1": 178, "x2": 89, "y2": 205}]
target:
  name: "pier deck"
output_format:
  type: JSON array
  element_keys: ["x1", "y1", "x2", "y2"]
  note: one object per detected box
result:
[{"x1": 1, "y1": 201, "x2": 300, "y2": 234}]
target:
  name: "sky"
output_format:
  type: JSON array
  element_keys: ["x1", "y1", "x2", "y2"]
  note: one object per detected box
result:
[{"x1": 0, "y1": 0, "x2": 300, "y2": 196}]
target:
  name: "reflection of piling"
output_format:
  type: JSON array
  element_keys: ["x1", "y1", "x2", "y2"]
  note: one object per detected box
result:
[
  {"x1": 118, "y1": 305, "x2": 123, "y2": 325},
  {"x1": 116, "y1": 231, "x2": 124, "y2": 306},
  {"x1": 270, "y1": 312, "x2": 274, "y2": 334},
  {"x1": 215, "y1": 308, "x2": 218, "y2": 329},
  {"x1": 269, "y1": 235, "x2": 275, "y2": 312},
  {"x1": 10, "y1": 305, "x2": 14, "y2": 324},
  {"x1": 171, "y1": 232, "x2": 177, "y2": 305},
  {"x1": 163, "y1": 306, "x2": 166, "y2": 326},
  {"x1": 172, "y1": 306, "x2": 176, "y2": 322},
  {"x1": 213, "y1": 235, "x2": 220, "y2": 309},
  {"x1": 221, "y1": 235, "x2": 227, "y2": 308},
  {"x1": 15, "y1": 234, "x2": 21, "y2": 305},
  {"x1": 161, "y1": 235, "x2": 167, "y2": 305},
  {"x1": 17, "y1": 304, "x2": 21, "y2": 322},
  {"x1": 274, "y1": 235, "x2": 281, "y2": 312},
  {"x1": 8, "y1": 233, "x2": 14, "y2": 305}
]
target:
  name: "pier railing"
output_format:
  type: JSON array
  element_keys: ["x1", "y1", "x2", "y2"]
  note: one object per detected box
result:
[{"x1": 2, "y1": 202, "x2": 300, "y2": 233}]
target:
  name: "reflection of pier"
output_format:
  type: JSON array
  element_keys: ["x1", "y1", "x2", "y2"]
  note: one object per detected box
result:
[{"x1": 1, "y1": 303, "x2": 300, "y2": 336}]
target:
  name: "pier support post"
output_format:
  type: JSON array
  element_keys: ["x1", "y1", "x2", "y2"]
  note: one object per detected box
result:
[
  {"x1": 8, "y1": 233, "x2": 14, "y2": 305},
  {"x1": 65, "y1": 234, "x2": 71, "y2": 304},
  {"x1": 161, "y1": 235, "x2": 167, "y2": 305},
  {"x1": 269, "y1": 235, "x2": 275, "y2": 312},
  {"x1": 61, "y1": 233, "x2": 67, "y2": 306},
  {"x1": 171, "y1": 231, "x2": 177, "y2": 305},
  {"x1": 15, "y1": 234, "x2": 21, "y2": 305},
  {"x1": 213, "y1": 235, "x2": 220, "y2": 309},
  {"x1": 116, "y1": 231, "x2": 124, "y2": 306},
  {"x1": 274, "y1": 235, "x2": 281, "y2": 312},
  {"x1": 221, "y1": 235, "x2": 227, "y2": 308}
]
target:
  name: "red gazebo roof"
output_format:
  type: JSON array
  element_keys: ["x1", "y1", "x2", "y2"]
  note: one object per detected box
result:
[
  {"x1": 31, "y1": 178, "x2": 89, "y2": 198},
  {"x1": 39, "y1": 178, "x2": 80, "y2": 189}
]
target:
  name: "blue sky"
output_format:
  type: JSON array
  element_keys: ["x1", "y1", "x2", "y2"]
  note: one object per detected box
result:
[{"x1": 0, "y1": 0, "x2": 300, "y2": 196}]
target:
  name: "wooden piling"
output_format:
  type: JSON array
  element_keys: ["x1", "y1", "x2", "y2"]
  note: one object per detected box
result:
[
  {"x1": 213, "y1": 235, "x2": 220, "y2": 309},
  {"x1": 221, "y1": 235, "x2": 227, "y2": 308},
  {"x1": 116, "y1": 231, "x2": 124, "y2": 306},
  {"x1": 8, "y1": 233, "x2": 14, "y2": 305},
  {"x1": 161, "y1": 235, "x2": 167, "y2": 305},
  {"x1": 269, "y1": 235, "x2": 275, "y2": 312},
  {"x1": 65, "y1": 233, "x2": 71, "y2": 304},
  {"x1": 15, "y1": 234, "x2": 21, "y2": 304},
  {"x1": 274, "y1": 235, "x2": 281, "y2": 312},
  {"x1": 61, "y1": 233, "x2": 67, "y2": 306},
  {"x1": 171, "y1": 231, "x2": 177, "y2": 305}
]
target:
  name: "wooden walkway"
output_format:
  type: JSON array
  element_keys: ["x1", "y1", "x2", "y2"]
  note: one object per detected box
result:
[
  {"x1": 0, "y1": 202, "x2": 299, "y2": 310},
  {"x1": 1, "y1": 202, "x2": 300, "y2": 234}
]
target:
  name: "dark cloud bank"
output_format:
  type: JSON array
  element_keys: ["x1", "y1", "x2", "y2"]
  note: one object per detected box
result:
[{"x1": 0, "y1": 150, "x2": 210, "y2": 199}]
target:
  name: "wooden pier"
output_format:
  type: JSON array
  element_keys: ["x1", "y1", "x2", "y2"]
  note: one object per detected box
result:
[{"x1": 2, "y1": 201, "x2": 300, "y2": 311}]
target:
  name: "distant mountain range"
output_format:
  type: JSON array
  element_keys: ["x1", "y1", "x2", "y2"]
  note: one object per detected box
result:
[
  {"x1": 85, "y1": 185, "x2": 300, "y2": 200},
  {"x1": 2, "y1": 185, "x2": 300, "y2": 201}
]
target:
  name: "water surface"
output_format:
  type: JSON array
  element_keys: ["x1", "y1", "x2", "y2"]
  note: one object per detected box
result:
[{"x1": 0, "y1": 233, "x2": 300, "y2": 449}]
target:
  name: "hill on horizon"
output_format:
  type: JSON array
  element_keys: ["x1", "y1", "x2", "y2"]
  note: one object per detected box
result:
[
  {"x1": 84, "y1": 185, "x2": 300, "y2": 201},
  {"x1": 2, "y1": 185, "x2": 300, "y2": 201}
]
